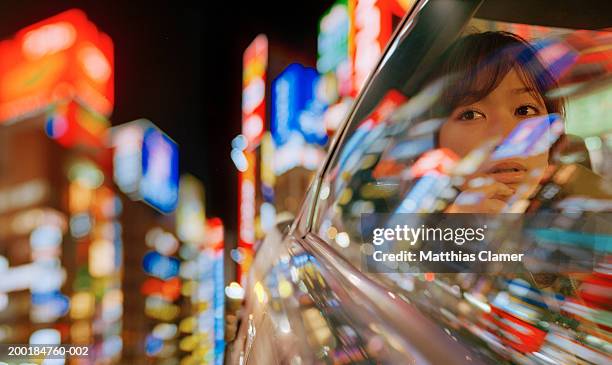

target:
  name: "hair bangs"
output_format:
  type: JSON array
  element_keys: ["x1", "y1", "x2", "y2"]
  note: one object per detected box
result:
[{"x1": 429, "y1": 31, "x2": 564, "y2": 117}]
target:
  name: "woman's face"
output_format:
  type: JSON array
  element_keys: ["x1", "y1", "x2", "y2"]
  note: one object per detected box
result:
[{"x1": 439, "y1": 68, "x2": 550, "y2": 193}]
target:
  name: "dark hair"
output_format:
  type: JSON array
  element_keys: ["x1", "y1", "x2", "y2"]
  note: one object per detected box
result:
[{"x1": 429, "y1": 31, "x2": 564, "y2": 117}]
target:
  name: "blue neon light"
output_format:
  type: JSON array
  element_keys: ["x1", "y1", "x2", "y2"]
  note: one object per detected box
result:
[
  {"x1": 271, "y1": 64, "x2": 327, "y2": 146},
  {"x1": 142, "y1": 251, "x2": 180, "y2": 280},
  {"x1": 140, "y1": 126, "x2": 179, "y2": 214}
]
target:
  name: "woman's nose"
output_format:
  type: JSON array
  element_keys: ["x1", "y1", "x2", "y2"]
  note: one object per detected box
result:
[{"x1": 488, "y1": 112, "x2": 518, "y2": 140}]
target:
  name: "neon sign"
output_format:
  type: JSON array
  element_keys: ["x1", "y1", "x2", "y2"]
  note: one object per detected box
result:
[
  {"x1": 0, "y1": 9, "x2": 114, "y2": 123},
  {"x1": 22, "y1": 22, "x2": 77, "y2": 59},
  {"x1": 238, "y1": 34, "x2": 267, "y2": 264},
  {"x1": 238, "y1": 150, "x2": 256, "y2": 247},
  {"x1": 141, "y1": 126, "x2": 179, "y2": 214},
  {"x1": 237, "y1": 35, "x2": 267, "y2": 286},
  {"x1": 112, "y1": 119, "x2": 179, "y2": 214},
  {"x1": 242, "y1": 34, "x2": 268, "y2": 149},
  {"x1": 271, "y1": 63, "x2": 326, "y2": 146},
  {"x1": 349, "y1": 0, "x2": 410, "y2": 95},
  {"x1": 318, "y1": 0, "x2": 350, "y2": 75},
  {"x1": 176, "y1": 175, "x2": 206, "y2": 244},
  {"x1": 142, "y1": 251, "x2": 180, "y2": 280}
]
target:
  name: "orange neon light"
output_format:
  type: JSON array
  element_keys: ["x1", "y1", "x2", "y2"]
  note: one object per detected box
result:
[{"x1": 0, "y1": 9, "x2": 114, "y2": 123}]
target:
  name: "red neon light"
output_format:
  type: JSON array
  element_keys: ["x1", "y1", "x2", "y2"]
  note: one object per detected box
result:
[
  {"x1": 349, "y1": 0, "x2": 408, "y2": 96},
  {"x1": 141, "y1": 277, "x2": 182, "y2": 302},
  {"x1": 486, "y1": 306, "x2": 546, "y2": 353},
  {"x1": 238, "y1": 150, "x2": 257, "y2": 248},
  {"x1": 371, "y1": 89, "x2": 406, "y2": 123},
  {"x1": 73, "y1": 32, "x2": 114, "y2": 115},
  {"x1": 0, "y1": 9, "x2": 114, "y2": 123},
  {"x1": 50, "y1": 101, "x2": 109, "y2": 149},
  {"x1": 242, "y1": 34, "x2": 268, "y2": 150},
  {"x1": 21, "y1": 22, "x2": 77, "y2": 60},
  {"x1": 206, "y1": 217, "x2": 225, "y2": 251},
  {"x1": 354, "y1": 88, "x2": 406, "y2": 130},
  {"x1": 237, "y1": 35, "x2": 267, "y2": 284},
  {"x1": 372, "y1": 160, "x2": 404, "y2": 179},
  {"x1": 410, "y1": 148, "x2": 459, "y2": 178}
]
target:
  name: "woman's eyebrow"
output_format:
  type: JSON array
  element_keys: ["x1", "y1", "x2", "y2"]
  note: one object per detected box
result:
[
  {"x1": 511, "y1": 87, "x2": 546, "y2": 107},
  {"x1": 511, "y1": 87, "x2": 536, "y2": 95}
]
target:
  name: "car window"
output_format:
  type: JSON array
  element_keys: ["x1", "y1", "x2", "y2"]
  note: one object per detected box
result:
[{"x1": 311, "y1": 0, "x2": 612, "y2": 363}]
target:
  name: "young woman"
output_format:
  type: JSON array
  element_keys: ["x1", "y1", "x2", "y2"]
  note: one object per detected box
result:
[
  {"x1": 430, "y1": 31, "x2": 567, "y2": 213},
  {"x1": 428, "y1": 32, "x2": 593, "y2": 289}
]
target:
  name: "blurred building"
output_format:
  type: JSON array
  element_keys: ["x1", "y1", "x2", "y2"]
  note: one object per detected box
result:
[
  {"x1": 234, "y1": 34, "x2": 320, "y2": 284},
  {"x1": 0, "y1": 9, "x2": 227, "y2": 365},
  {"x1": 232, "y1": 0, "x2": 412, "y2": 284},
  {"x1": 0, "y1": 9, "x2": 125, "y2": 364}
]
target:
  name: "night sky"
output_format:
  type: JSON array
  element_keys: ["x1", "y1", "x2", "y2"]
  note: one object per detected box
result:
[{"x1": 0, "y1": 0, "x2": 334, "y2": 234}]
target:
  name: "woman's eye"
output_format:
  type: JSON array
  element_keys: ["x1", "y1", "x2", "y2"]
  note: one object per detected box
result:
[
  {"x1": 515, "y1": 105, "x2": 540, "y2": 117},
  {"x1": 458, "y1": 110, "x2": 485, "y2": 121}
]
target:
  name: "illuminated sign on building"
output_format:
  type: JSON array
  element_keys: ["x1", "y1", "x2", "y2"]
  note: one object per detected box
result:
[
  {"x1": 0, "y1": 9, "x2": 114, "y2": 123},
  {"x1": 213, "y1": 246, "x2": 225, "y2": 365},
  {"x1": 238, "y1": 150, "x2": 256, "y2": 247},
  {"x1": 142, "y1": 251, "x2": 180, "y2": 280},
  {"x1": 238, "y1": 34, "x2": 267, "y2": 261},
  {"x1": 205, "y1": 218, "x2": 226, "y2": 364},
  {"x1": 349, "y1": 0, "x2": 411, "y2": 95},
  {"x1": 238, "y1": 35, "x2": 267, "y2": 286},
  {"x1": 205, "y1": 217, "x2": 224, "y2": 251},
  {"x1": 112, "y1": 119, "x2": 179, "y2": 214},
  {"x1": 318, "y1": 0, "x2": 351, "y2": 97},
  {"x1": 242, "y1": 34, "x2": 268, "y2": 150},
  {"x1": 237, "y1": 148, "x2": 255, "y2": 286},
  {"x1": 260, "y1": 132, "x2": 275, "y2": 203},
  {"x1": 193, "y1": 245, "x2": 225, "y2": 364},
  {"x1": 141, "y1": 126, "x2": 179, "y2": 214},
  {"x1": 271, "y1": 63, "x2": 326, "y2": 146},
  {"x1": 45, "y1": 101, "x2": 110, "y2": 148},
  {"x1": 176, "y1": 175, "x2": 206, "y2": 244},
  {"x1": 318, "y1": 0, "x2": 350, "y2": 74}
]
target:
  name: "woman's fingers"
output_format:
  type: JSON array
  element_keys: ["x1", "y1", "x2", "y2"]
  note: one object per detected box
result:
[
  {"x1": 476, "y1": 181, "x2": 514, "y2": 199},
  {"x1": 446, "y1": 198, "x2": 506, "y2": 213},
  {"x1": 480, "y1": 197, "x2": 507, "y2": 213}
]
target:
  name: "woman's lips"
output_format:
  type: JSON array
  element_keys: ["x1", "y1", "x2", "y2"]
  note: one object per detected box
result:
[{"x1": 486, "y1": 161, "x2": 528, "y2": 184}]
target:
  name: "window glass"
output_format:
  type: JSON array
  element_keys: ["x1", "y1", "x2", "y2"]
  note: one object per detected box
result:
[{"x1": 312, "y1": 1, "x2": 612, "y2": 363}]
